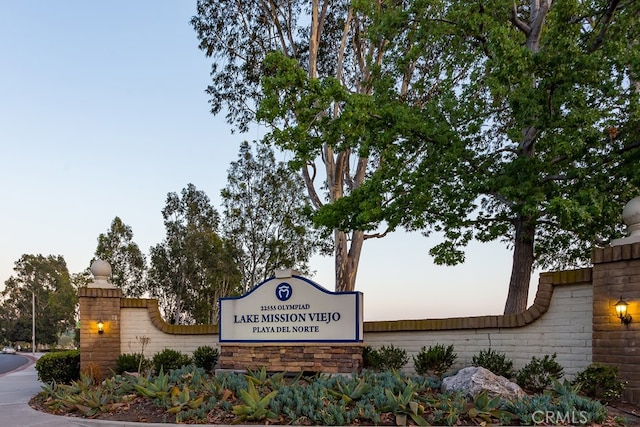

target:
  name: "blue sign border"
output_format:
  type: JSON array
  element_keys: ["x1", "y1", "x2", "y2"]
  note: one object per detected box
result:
[{"x1": 219, "y1": 275, "x2": 363, "y2": 343}]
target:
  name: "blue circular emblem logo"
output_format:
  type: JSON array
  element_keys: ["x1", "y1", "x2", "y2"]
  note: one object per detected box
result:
[{"x1": 276, "y1": 283, "x2": 293, "y2": 301}]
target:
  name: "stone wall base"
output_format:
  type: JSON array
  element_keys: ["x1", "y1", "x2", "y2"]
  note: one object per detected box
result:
[{"x1": 219, "y1": 344, "x2": 363, "y2": 373}]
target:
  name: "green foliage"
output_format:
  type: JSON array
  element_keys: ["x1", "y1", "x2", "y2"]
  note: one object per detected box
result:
[
  {"x1": 192, "y1": 345, "x2": 219, "y2": 371},
  {"x1": 195, "y1": 0, "x2": 640, "y2": 310},
  {"x1": 232, "y1": 380, "x2": 279, "y2": 423},
  {"x1": 413, "y1": 344, "x2": 457, "y2": 377},
  {"x1": 362, "y1": 344, "x2": 409, "y2": 372},
  {"x1": 362, "y1": 345, "x2": 379, "y2": 370},
  {"x1": 515, "y1": 353, "x2": 564, "y2": 393},
  {"x1": 146, "y1": 183, "x2": 241, "y2": 324},
  {"x1": 243, "y1": 366, "x2": 292, "y2": 391},
  {"x1": 471, "y1": 348, "x2": 514, "y2": 378},
  {"x1": 467, "y1": 390, "x2": 515, "y2": 425},
  {"x1": 115, "y1": 353, "x2": 150, "y2": 375},
  {"x1": 151, "y1": 349, "x2": 191, "y2": 375},
  {"x1": 327, "y1": 376, "x2": 369, "y2": 403},
  {"x1": 2, "y1": 254, "x2": 78, "y2": 346},
  {"x1": 166, "y1": 385, "x2": 206, "y2": 414},
  {"x1": 39, "y1": 374, "x2": 135, "y2": 418},
  {"x1": 382, "y1": 378, "x2": 428, "y2": 426},
  {"x1": 35, "y1": 363, "x2": 615, "y2": 425},
  {"x1": 573, "y1": 363, "x2": 627, "y2": 401},
  {"x1": 133, "y1": 368, "x2": 172, "y2": 400},
  {"x1": 94, "y1": 216, "x2": 146, "y2": 297},
  {"x1": 506, "y1": 381, "x2": 607, "y2": 425},
  {"x1": 35, "y1": 350, "x2": 80, "y2": 384},
  {"x1": 423, "y1": 392, "x2": 467, "y2": 426},
  {"x1": 221, "y1": 140, "x2": 330, "y2": 292}
]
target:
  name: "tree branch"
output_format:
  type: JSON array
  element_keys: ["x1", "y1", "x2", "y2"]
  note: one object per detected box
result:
[
  {"x1": 510, "y1": 2, "x2": 531, "y2": 36},
  {"x1": 364, "y1": 229, "x2": 389, "y2": 240},
  {"x1": 588, "y1": 0, "x2": 622, "y2": 53},
  {"x1": 302, "y1": 162, "x2": 323, "y2": 210}
]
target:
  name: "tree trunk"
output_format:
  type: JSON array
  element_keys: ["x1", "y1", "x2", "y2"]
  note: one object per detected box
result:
[
  {"x1": 503, "y1": 215, "x2": 536, "y2": 314},
  {"x1": 334, "y1": 229, "x2": 364, "y2": 292}
]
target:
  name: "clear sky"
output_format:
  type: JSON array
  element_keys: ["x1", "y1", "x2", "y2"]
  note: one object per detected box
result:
[{"x1": 0, "y1": 1, "x2": 539, "y2": 321}]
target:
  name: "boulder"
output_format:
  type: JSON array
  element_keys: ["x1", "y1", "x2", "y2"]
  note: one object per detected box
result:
[{"x1": 441, "y1": 366, "x2": 526, "y2": 401}]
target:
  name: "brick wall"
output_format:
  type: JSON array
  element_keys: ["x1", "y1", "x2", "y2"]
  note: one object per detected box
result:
[
  {"x1": 219, "y1": 344, "x2": 362, "y2": 373},
  {"x1": 78, "y1": 287, "x2": 122, "y2": 379},
  {"x1": 592, "y1": 243, "x2": 640, "y2": 403}
]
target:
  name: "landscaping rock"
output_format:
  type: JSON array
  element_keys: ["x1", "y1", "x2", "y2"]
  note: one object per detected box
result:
[{"x1": 441, "y1": 366, "x2": 526, "y2": 400}]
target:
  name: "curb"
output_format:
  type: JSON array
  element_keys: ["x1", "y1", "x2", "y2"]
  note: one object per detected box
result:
[{"x1": 0, "y1": 353, "x2": 36, "y2": 378}]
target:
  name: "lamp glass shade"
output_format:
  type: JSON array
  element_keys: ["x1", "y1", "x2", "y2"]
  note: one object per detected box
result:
[
  {"x1": 614, "y1": 298, "x2": 628, "y2": 318},
  {"x1": 97, "y1": 320, "x2": 104, "y2": 334}
]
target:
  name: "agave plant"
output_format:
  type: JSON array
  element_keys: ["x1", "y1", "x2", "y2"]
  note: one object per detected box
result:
[
  {"x1": 133, "y1": 367, "x2": 171, "y2": 399},
  {"x1": 243, "y1": 366, "x2": 296, "y2": 391},
  {"x1": 466, "y1": 390, "x2": 516, "y2": 425},
  {"x1": 328, "y1": 376, "x2": 370, "y2": 403},
  {"x1": 165, "y1": 385, "x2": 206, "y2": 414},
  {"x1": 382, "y1": 379, "x2": 428, "y2": 426},
  {"x1": 232, "y1": 380, "x2": 279, "y2": 423},
  {"x1": 58, "y1": 387, "x2": 132, "y2": 418}
]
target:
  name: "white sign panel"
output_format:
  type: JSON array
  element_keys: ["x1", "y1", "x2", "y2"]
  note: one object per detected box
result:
[{"x1": 219, "y1": 272, "x2": 363, "y2": 343}]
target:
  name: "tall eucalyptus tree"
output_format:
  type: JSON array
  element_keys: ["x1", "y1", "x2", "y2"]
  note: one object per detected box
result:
[
  {"x1": 221, "y1": 140, "x2": 330, "y2": 292},
  {"x1": 192, "y1": 0, "x2": 451, "y2": 292},
  {"x1": 1, "y1": 254, "x2": 77, "y2": 346},
  {"x1": 193, "y1": 0, "x2": 640, "y2": 313},
  {"x1": 94, "y1": 216, "x2": 146, "y2": 297},
  {"x1": 147, "y1": 184, "x2": 241, "y2": 324}
]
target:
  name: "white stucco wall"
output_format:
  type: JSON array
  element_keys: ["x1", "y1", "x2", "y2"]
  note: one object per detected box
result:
[
  {"x1": 120, "y1": 308, "x2": 217, "y2": 356},
  {"x1": 364, "y1": 283, "x2": 592, "y2": 379},
  {"x1": 119, "y1": 282, "x2": 592, "y2": 379}
]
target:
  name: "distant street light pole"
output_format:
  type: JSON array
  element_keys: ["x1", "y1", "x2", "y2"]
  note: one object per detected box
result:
[{"x1": 31, "y1": 288, "x2": 35, "y2": 354}]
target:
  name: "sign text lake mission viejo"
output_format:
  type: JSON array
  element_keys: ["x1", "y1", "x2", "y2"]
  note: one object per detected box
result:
[{"x1": 219, "y1": 269, "x2": 363, "y2": 343}]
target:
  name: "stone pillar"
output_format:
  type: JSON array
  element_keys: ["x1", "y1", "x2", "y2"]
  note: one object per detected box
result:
[
  {"x1": 592, "y1": 196, "x2": 640, "y2": 404},
  {"x1": 79, "y1": 260, "x2": 122, "y2": 379}
]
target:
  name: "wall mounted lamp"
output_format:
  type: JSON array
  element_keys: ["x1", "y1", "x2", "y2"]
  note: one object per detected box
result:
[
  {"x1": 614, "y1": 297, "x2": 632, "y2": 325},
  {"x1": 97, "y1": 319, "x2": 104, "y2": 335}
]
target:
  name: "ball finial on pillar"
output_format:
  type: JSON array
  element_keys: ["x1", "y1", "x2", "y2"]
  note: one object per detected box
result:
[
  {"x1": 88, "y1": 259, "x2": 117, "y2": 288},
  {"x1": 611, "y1": 196, "x2": 640, "y2": 246}
]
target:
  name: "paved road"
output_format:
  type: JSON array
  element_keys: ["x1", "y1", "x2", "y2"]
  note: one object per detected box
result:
[
  {"x1": 0, "y1": 354, "x2": 255, "y2": 426},
  {"x1": 0, "y1": 354, "x2": 75, "y2": 426},
  {"x1": 0, "y1": 353, "x2": 30, "y2": 375}
]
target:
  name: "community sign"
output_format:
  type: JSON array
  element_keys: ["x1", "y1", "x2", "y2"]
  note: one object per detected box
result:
[{"x1": 219, "y1": 269, "x2": 363, "y2": 343}]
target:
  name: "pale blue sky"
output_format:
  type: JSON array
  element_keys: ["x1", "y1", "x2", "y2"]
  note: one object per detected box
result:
[{"x1": 0, "y1": 1, "x2": 537, "y2": 321}]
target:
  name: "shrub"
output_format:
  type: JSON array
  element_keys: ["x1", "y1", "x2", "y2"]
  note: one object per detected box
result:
[
  {"x1": 362, "y1": 346, "x2": 381, "y2": 370},
  {"x1": 192, "y1": 345, "x2": 219, "y2": 371},
  {"x1": 471, "y1": 348, "x2": 514, "y2": 378},
  {"x1": 573, "y1": 363, "x2": 627, "y2": 401},
  {"x1": 413, "y1": 344, "x2": 456, "y2": 376},
  {"x1": 151, "y1": 348, "x2": 191, "y2": 374},
  {"x1": 115, "y1": 352, "x2": 151, "y2": 375},
  {"x1": 515, "y1": 353, "x2": 564, "y2": 393},
  {"x1": 362, "y1": 344, "x2": 408, "y2": 371},
  {"x1": 35, "y1": 350, "x2": 80, "y2": 384}
]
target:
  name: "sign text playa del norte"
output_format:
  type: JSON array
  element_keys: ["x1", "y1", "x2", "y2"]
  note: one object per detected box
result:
[{"x1": 219, "y1": 269, "x2": 363, "y2": 343}]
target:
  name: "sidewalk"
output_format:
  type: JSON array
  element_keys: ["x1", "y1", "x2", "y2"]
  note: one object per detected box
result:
[
  {"x1": 0, "y1": 353, "x2": 79, "y2": 426},
  {"x1": 0, "y1": 354, "x2": 171, "y2": 427},
  {"x1": 0, "y1": 354, "x2": 250, "y2": 427}
]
